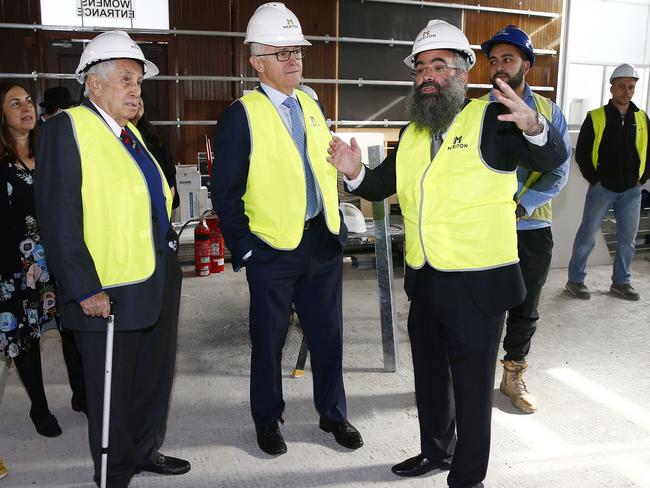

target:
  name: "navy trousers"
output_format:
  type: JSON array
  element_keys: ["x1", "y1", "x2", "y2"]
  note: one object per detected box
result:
[
  {"x1": 245, "y1": 213, "x2": 347, "y2": 426},
  {"x1": 408, "y1": 266, "x2": 502, "y2": 488}
]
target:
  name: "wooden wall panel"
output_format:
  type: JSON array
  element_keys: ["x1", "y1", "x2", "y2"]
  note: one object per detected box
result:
[
  {"x1": 170, "y1": 0, "x2": 234, "y2": 164},
  {"x1": 0, "y1": 0, "x2": 42, "y2": 100},
  {"x1": 0, "y1": 0, "x2": 40, "y2": 22},
  {"x1": 453, "y1": 0, "x2": 561, "y2": 12},
  {"x1": 0, "y1": 0, "x2": 564, "y2": 161}
]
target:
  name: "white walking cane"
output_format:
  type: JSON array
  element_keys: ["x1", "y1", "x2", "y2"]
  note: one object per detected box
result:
[{"x1": 100, "y1": 301, "x2": 116, "y2": 488}]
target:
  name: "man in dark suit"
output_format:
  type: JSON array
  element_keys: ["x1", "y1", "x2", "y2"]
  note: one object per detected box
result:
[
  {"x1": 328, "y1": 20, "x2": 567, "y2": 488},
  {"x1": 34, "y1": 30, "x2": 189, "y2": 487},
  {"x1": 211, "y1": 2, "x2": 362, "y2": 456}
]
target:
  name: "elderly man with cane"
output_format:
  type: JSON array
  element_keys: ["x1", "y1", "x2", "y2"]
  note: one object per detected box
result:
[{"x1": 35, "y1": 30, "x2": 189, "y2": 487}]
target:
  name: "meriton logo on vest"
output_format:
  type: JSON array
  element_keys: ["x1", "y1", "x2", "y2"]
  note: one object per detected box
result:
[{"x1": 447, "y1": 135, "x2": 468, "y2": 150}]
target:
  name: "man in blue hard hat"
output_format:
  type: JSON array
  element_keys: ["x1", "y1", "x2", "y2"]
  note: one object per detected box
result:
[{"x1": 481, "y1": 26, "x2": 572, "y2": 414}]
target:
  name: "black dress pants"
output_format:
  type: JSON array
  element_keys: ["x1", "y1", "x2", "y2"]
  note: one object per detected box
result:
[
  {"x1": 408, "y1": 266, "x2": 502, "y2": 488},
  {"x1": 74, "y1": 250, "x2": 182, "y2": 488},
  {"x1": 245, "y1": 213, "x2": 347, "y2": 427},
  {"x1": 504, "y1": 227, "x2": 553, "y2": 362}
]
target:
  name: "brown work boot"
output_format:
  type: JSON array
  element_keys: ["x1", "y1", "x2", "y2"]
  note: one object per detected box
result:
[{"x1": 500, "y1": 360, "x2": 537, "y2": 413}]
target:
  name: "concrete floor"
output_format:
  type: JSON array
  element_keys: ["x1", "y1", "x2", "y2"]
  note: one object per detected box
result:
[{"x1": 1, "y1": 258, "x2": 649, "y2": 488}]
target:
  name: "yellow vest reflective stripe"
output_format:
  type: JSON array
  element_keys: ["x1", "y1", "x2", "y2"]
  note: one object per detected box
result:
[
  {"x1": 66, "y1": 105, "x2": 172, "y2": 288},
  {"x1": 590, "y1": 106, "x2": 647, "y2": 180},
  {"x1": 396, "y1": 99, "x2": 518, "y2": 271},
  {"x1": 480, "y1": 91, "x2": 554, "y2": 222},
  {"x1": 239, "y1": 89, "x2": 340, "y2": 249}
]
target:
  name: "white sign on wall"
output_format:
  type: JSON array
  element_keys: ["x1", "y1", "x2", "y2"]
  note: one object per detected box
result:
[{"x1": 40, "y1": 0, "x2": 169, "y2": 29}]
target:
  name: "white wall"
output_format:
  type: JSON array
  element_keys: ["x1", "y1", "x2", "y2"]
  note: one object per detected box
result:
[{"x1": 550, "y1": 132, "x2": 612, "y2": 269}]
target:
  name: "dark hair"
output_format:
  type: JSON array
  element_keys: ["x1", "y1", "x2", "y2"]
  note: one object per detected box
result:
[
  {"x1": 0, "y1": 82, "x2": 37, "y2": 160},
  {"x1": 135, "y1": 112, "x2": 162, "y2": 151}
]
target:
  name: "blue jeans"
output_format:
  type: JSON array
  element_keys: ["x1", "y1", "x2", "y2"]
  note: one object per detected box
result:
[{"x1": 568, "y1": 183, "x2": 641, "y2": 285}]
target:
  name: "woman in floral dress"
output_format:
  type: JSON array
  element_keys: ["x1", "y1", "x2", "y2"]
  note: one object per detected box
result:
[{"x1": 0, "y1": 83, "x2": 85, "y2": 437}]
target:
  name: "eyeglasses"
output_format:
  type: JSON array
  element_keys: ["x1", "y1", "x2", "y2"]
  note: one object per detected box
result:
[
  {"x1": 412, "y1": 62, "x2": 459, "y2": 77},
  {"x1": 255, "y1": 49, "x2": 306, "y2": 62}
]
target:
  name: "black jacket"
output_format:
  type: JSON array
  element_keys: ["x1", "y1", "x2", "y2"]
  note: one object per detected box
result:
[
  {"x1": 349, "y1": 100, "x2": 568, "y2": 317},
  {"x1": 34, "y1": 99, "x2": 178, "y2": 332},
  {"x1": 575, "y1": 100, "x2": 650, "y2": 192}
]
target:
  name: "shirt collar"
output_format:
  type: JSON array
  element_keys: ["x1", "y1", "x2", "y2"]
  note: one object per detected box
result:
[
  {"x1": 521, "y1": 83, "x2": 534, "y2": 103},
  {"x1": 260, "y1": 82, "x2": 297, "y2": 110},
  {"x1": 90, "y1": 100, "x2": 123, "y2": 137}
]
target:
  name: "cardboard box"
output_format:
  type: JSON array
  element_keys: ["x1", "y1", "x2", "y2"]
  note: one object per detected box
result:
[
  {"x1": 360, "y1": 194, "x2": 399, "y2": 219},
  {"x1": 175, "y1": 164, "x2": 201, "y2": 191},
  {"x1": 332, "y1": 132, "x2": 389, "y2": 218}
]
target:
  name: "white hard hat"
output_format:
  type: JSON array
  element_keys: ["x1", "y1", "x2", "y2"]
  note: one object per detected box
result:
[
  {"x1": 339, "y1": 202, "x2": 367, "y2": 234},
  {"x1": 610, "y1": 63, "x2": 639, "y2": 83},
  {"x1": 75, "y1": 30, "x2": 159, "y2": 84},
  {"x1": 244, "y1": 2, "x2": 311, "y2": 47},
  {"x1": 404, "y1": 20, "x2": 476, "y2": 70}
]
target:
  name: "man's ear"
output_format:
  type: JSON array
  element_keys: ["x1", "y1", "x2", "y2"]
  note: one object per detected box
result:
[
  {"x1": 86, "y1": 74, "x2": 101, "y2": 98},
  {"x1": 250, "y1": 56, "x2": 264, "y2": 74}
]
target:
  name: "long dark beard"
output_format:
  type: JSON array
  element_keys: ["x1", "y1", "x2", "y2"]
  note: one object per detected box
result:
[{"x1": 405, "y1": 74, "x2": 467, "y2": 134}]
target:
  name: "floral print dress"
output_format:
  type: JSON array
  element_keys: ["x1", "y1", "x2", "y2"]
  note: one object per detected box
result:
[{"x1": 0, "y1": 156, "x2": 58, "y2": 359}]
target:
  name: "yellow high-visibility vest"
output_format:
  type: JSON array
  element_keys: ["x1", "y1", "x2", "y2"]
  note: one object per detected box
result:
[
  {"x1": 239, "y1": 89, "x2": 340, "y2": 249},
  {"x1": 480, "y1": 91, "x2": 554, "y2": 222},
  {"x1": 590, "y1": 106, "x2": 647, "y2": 180},
  {"x1": 66, "y1": 105, "x2": 172, "y2": 288},
  {"x1": 396, "y1": 99, "x2": 518, "y2": 271}
]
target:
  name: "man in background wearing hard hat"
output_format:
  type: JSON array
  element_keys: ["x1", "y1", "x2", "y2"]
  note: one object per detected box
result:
[
  {"x1": 211, "y1": 3, "x2": 362, "y2": 457},
  {"x1": 35, "y1": 31, "x2": 189, "y2": 487},
  {"x1": 328, "y1": 20, "x2": 566, "y2": 488},
  {"x1": 480, "y1": 26, "x2": 571, "y2": 414},
  {"x1": 567, "y1": 63, "x2": 649, "y2": 301}
]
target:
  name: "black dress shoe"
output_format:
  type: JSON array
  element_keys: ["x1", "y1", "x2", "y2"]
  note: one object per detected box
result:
[
  {"x1": 319, "y1": 417, "x2": 363, "y2": 449},
  {"x1": 136, "y1": 453, "x2": 190, "y2": 475},
  {"x1": 391, "y1": 453, "x2": 451, "y2": 477},
  {"x1": 29, "y1": 410, "x2": 62, "y2": 438},
  {"x1": 256, "y1": 420, "x2": 287, "y2": 455}
]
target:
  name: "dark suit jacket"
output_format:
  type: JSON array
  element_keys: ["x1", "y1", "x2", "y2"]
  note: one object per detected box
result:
[
  {"x1": 211, "y1": 87, "x2": 347, "y2": 270},
  {"x1": 350, "y1": 100, "x2": 568, "y2": 317},
  {"x1": 34, "y1": 99, "x2": 175, "y2": 332}
]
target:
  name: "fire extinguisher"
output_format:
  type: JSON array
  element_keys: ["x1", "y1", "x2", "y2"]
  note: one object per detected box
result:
[
  {"x1": 194, "y1": 219, "x2": 211, "y2": 277},
  {"x1": 206, "y1": 212, "x2": 225, "y2": 274}
]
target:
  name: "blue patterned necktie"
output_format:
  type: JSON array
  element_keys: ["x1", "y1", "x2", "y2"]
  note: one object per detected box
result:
[{"x1": 282, "y1": 96, "x2": 319, "y2": 219}]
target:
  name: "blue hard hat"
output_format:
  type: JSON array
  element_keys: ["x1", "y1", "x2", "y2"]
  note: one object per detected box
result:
[{"x1": 481, "y1": 25, "x2": 535, "y2": 66}]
